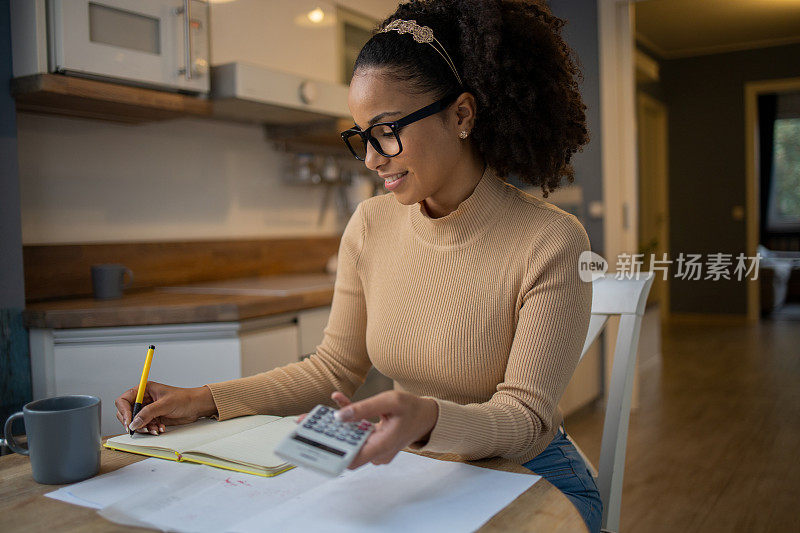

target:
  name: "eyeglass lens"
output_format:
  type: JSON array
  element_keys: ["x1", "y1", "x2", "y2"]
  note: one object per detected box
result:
[{"x1": 347, "y1": 125, "x2": 401, "y2": 160}]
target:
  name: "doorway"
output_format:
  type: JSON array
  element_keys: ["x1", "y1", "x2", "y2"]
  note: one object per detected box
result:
[{"x1": 745, "y1": 78, "x2": 800, "y2": 320}]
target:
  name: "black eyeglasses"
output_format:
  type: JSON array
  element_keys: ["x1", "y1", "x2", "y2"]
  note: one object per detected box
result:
[{"x1": 341, "y1": 92, "x2": 460, "y2": 161}]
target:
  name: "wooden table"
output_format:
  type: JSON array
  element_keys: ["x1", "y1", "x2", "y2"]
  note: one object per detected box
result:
[{"x1": 0, "y1": 443, "x2": 587, "y2": 532}]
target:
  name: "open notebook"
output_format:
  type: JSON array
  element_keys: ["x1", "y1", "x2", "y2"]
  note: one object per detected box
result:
[{"x1": 104, "y1": 415, "x2": 299, "y2": 477}]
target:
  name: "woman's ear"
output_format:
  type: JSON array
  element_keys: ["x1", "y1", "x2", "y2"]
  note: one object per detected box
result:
[{"x1": 453, "y1": 92, "x2": 477, "y2": 132}]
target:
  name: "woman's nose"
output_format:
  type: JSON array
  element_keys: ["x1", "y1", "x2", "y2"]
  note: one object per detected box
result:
[{"x1": 364, "y1": 141, "x2": 389, "y2": 171}]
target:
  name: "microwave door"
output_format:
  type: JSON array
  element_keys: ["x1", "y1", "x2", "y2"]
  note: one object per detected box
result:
[
  {"x1": 170, "y1": 0, "x2": 210, "y2": 93},
  {"x1": 49, "y1": 0, "x2": 208, "y2": 93}
]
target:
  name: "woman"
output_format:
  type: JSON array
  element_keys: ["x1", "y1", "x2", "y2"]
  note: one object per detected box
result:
[{"x1": 115, "y1": 1, "x2": 601, "y2": 530}]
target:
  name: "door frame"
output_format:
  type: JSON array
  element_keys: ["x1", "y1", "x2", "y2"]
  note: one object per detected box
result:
[
  {"x1": 636, "y1": 90, "x2": 670, "y2": 319},
  {"x1": 597, "y1": 0, "x2": 642, "y2": 407},
  {"x1": 744, "y1": 77, "x2": 800, "y2": 321},
  {"x1": 598, "y1": 0, "x2": 639, "y2": 268}
]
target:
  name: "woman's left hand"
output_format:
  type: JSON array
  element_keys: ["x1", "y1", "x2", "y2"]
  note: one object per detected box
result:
[{"x1": 331, "y1": 390, "x2": 439, "y2": 469}]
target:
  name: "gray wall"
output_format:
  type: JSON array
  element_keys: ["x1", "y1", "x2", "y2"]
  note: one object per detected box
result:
[
  {"x1": 0, "y1": 0, "x2": 23, "y2": 307},
  {"x1": 548, "y1": 0, "x2": 604, "y2": 255},
  {"x1": 660, "y1": 43, "x2": 800, "y2": 314},
  {"x1": 0, "y1": 0, "x2": 31, "y2": 423}
]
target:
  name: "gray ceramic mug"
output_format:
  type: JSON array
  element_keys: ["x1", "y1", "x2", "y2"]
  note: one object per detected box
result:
[
  {"x1": 4, "y1": 395, "x2": 101, "y2": 484},
  {"x1": 91, "y1": 264, "x2": 134, "y2": 299}
]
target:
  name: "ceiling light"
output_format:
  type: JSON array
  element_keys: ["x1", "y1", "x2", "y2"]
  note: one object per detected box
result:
[{"x1": 307, "y1": 7, "x2": 325, "y2": 24}]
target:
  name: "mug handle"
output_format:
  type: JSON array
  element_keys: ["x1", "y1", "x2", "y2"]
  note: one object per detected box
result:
[
  {"x1": 3, "y1": 412, "x2": 29, "y2": 456},
  {"x1": 123, "y1": 268, "x2": 134, "y2": 289}
]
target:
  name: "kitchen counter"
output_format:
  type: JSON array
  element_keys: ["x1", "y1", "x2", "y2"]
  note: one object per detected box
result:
[{"x1": 23, "y1": 274, "x2": 336, "y2": 329}]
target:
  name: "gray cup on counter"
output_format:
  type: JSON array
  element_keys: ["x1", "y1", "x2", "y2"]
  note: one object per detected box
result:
[
  {"x1": 3, "y1": 395, "x2": 102, "y2": 484},
  {"x1": 91, "y1": 263, "x2": 134, "y2": 299}
]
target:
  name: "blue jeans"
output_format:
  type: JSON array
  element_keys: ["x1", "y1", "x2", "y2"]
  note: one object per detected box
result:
[{"x1": 522, "y1": 428, "x2": 602, "y2": 533}]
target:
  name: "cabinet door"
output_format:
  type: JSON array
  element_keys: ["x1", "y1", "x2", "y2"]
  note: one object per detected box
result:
[
  {"x1": 240, "y1": 323, "x2": 300, "y2": 377},
  {"x1": 210, "y1": 0, "x2": 339, "y2": 83},
  {"x1": 53, "y1": 332, "x2": 240, "y2": 436},
  {"x1": 297, "y1": 306, "x2": 331, "y2": 357}
]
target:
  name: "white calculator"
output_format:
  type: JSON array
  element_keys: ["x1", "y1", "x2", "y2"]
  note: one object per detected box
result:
[{"x1": 274, "y1": 404, "x2": 374, "y2": 477}]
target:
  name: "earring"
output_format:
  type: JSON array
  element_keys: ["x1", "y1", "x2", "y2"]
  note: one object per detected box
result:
[{"x1": 459, "y1": 130, "x2": 469, "y2": 139}]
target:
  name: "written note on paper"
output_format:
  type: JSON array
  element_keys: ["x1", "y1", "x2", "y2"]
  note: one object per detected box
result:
[
  {"x1": 49, "y1": 452, "x2": 540, "y2": 533},
  {"x1": 99, "y1": 463, "x2": 325, "y2": 532},
  {"x1": 232, "y1": 452, "x2": 540, "y2": 533}
]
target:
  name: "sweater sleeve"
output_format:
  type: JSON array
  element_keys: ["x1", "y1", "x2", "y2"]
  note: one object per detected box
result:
[
  {"x1": 206, "y1": 203, "x2": 372, "y2": 420},
  {"x1": 410, "y1": 214, "x2": 593, "y2": 461}
]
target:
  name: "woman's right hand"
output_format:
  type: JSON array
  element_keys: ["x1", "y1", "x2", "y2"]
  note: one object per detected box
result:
[{"x1": 114, "y1": 381, "x2": 218, "y2": 435}]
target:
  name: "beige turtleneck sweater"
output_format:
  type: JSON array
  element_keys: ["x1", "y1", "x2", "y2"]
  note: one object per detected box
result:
[{"x1": 207, "y1": 167, "x2": 592, "y2": 464}]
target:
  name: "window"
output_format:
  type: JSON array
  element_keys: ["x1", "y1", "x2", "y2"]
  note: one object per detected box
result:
[{"x1": 767, "y1": 117, "x2": 800, "y2": 231}]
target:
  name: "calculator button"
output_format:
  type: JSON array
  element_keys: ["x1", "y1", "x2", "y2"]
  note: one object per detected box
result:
[
  {"x1": 312, "y1": 427, "x2": 324, "y2": 433},
  {"x1": 324, "y1": 431, "x2": 335, "y2": 437}
]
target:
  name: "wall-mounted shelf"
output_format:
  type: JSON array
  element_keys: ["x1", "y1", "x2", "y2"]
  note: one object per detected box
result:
[
  {"x1": 10, "y1": 73, "x2": 349, "y2": 153},
  {"x1": 11, "y1": 74, "x2": 212, "y2": 124}
]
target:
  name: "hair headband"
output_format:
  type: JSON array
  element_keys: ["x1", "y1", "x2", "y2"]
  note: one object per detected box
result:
[{"x1": 378, "y1": 19, "x2": 464, "y2": 87}]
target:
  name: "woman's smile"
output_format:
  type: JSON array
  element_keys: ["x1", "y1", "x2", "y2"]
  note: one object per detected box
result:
[{"x1": 381, "y1": 171, "x2": 408, "y2": 190}]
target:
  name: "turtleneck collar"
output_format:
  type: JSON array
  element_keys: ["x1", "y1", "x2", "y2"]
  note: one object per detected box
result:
[{"x1": 408, "y1": 165, "x2": 512, "y2": 249}]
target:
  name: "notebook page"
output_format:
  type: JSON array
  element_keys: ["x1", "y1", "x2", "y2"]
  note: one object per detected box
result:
[
  {"x1": 107, "y1": 415, "x2": 280, "y2": 454},
  {"x1": 185, "y1": 417, "x2": 299, "y2": 468}
]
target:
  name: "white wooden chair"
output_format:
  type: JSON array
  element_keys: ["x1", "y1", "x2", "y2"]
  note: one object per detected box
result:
[{"x1": 569, "y1": 271, "x2": 655, "y2": 532}]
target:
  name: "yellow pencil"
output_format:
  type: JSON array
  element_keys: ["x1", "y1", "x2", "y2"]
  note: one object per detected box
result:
[{"x1": 130, "y1": 344, "x2": 155, "y2": 436}]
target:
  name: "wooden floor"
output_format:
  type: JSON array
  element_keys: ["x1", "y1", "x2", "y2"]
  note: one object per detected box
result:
[{"x1": 565, "y1": 308, "x2": 800, "y2": 533}]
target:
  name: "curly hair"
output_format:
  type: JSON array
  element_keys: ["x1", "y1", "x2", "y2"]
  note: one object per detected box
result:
[{"x1": 353, "y1": 0, "x2": 588, "y2": 198}]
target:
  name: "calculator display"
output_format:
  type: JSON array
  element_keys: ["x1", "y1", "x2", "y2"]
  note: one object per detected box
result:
[
  {"x1": 292, "y1": 434, "x2": 346, "y2": 456},
  {"x1": 274, "y1": 404, "x2": 373, "y2": 476}
]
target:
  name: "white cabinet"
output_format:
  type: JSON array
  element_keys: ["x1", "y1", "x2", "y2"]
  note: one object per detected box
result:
[
  {"x1": 297, "y1": 305, "x2": 331, "y2": 356},
  {"x1": 210, "y1": 0, "x2": 341, "y2": 83},
  {"x1": 25, "y1": 305, "x2": 356, "y2": 436},
  {"x1": 240, "y1": 320, "x2": 300, "y2": 376},
  {"x1": 209, "y1": 1, "x2": 376, "y2": 84},
  {"x1": 30, "y1": 322, "x2": 243, "y2": 437},
  {"x1": 28, "y1": 308, "x2": 336, "y2": 436}
]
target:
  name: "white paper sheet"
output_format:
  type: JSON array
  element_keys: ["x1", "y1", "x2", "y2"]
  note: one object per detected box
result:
[
  {"x1": 46, "y1": 459, "x2": 197, "y2": 509},
  {"x1": 99, "y1": 463, "x2": 326, "y2": 533},
  {"x1": 231, "y1": 452, "x2": 540, "y2": 533},
  {"x1": 59, "y1": 453, "x2": 539, "y2": 533}
]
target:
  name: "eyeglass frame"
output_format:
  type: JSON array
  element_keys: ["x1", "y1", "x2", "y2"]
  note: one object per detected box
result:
[{"x1": 340, "y1": 91, "x2": 461, "y2": 161}]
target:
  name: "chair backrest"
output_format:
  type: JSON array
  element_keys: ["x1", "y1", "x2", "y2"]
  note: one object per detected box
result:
[{"x1": 579, "y1": 271, "x2": 655, "y2": 532}]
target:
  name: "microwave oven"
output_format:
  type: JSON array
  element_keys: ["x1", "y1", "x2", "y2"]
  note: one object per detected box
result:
[{"x1": 11, "y1": 0, "x2": 209, "y2": 94}]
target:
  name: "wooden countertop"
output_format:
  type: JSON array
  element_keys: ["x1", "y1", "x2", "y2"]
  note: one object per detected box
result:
[{"x1": 23, "y1": 274, "x2": 336, "y2": 329}]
